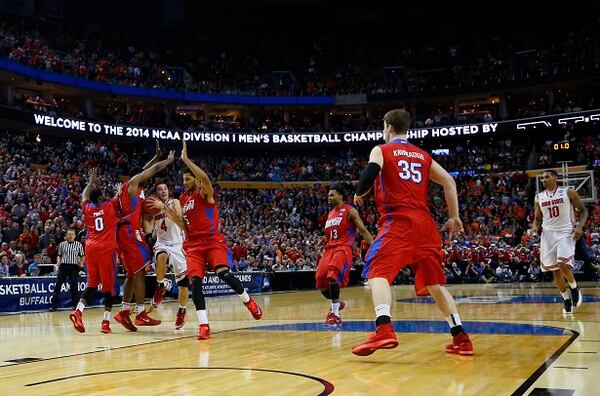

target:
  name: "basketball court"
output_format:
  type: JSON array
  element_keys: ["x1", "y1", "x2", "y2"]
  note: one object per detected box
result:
[{"x1": 1, "y1": 282, "x2": 598, "y2": 395}]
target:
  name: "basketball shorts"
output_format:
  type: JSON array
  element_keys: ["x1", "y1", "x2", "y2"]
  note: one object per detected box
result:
[
  {"x1": 363, "y1": 212, "x2": 445, "y2": 296},
  {"x1": 118, "y1": 228, "x2": 152, "y2": 278},
  {"x1": 315, "y1": 246, "x2": 353, "y2": 289},
  {"x1": 183, "y1": 238, "x2": 233, "y2": 280},
  {"x1": 154, "y1": 242, "x2": 188, "y2": 281},
  {"x1": 540, "y1": 229, "x2": 575, "y2": 272},
  {"x1": 85, "y1": 246, "x2": 118, "y2": 296}
]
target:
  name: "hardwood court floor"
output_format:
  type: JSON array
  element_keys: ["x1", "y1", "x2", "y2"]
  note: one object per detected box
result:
[{"x1": 0, "y1": 283, "x2": 599, "y2": 396}]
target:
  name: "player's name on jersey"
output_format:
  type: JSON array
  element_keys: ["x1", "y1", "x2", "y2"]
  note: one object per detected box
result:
[
  {"x1": 392, "y1": 149, "x2": 425, "y2": 160},
  {"x1": 540, "y1": 198, "x2": 565, "y2": 207}
]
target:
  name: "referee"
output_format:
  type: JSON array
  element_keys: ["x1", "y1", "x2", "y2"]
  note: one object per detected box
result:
[{"x1": 50, "y1": 229, "x2": 85, "y2": 311}]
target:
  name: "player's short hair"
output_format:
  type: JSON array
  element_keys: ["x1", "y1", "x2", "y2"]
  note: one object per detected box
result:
[
  {"x1": 329, "y1": 183, "x2": 345, "y2": 197},
  {"x1": 543, "y1": 169, "x2": 559, "y2": 178},
  {"x1": 384, "y1": 109, "x2": 411, "y2": 132},
  {"x1": 182, "y1": 168, "x2": 193, "y2": 176},
  {"x1": 89, "y1": 188, "x2": 103, "y2": 204}
]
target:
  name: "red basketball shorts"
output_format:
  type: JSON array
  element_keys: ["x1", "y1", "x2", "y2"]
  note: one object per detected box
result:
[
  {"x1": 85, "y1": 246, "x2": 118, "y2": 296},
  {"x1": 363, "y1": 211, "x2": 445, "y2": 296},
  {"x1": 117, "y1": 227, "x2": 152, "y2": 278},
  {"x1": 316, "y1": 246, "x2": 353, "y2": 289},
  {"x1": 183, "y1": 238, "x2": 233, "y2": 280}
]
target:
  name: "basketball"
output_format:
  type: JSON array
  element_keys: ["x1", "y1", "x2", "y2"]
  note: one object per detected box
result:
[{"x1": 143, "y1": 195, "x2": 162, "y2": 215}]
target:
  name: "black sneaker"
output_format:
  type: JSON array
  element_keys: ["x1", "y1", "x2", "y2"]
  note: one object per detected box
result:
[
  {"x1": 563, "y1": 298, "x2": 573, "y2": 314},
  {"x1": 570, "y1": 287, "x2": 582, "y2": 308}
]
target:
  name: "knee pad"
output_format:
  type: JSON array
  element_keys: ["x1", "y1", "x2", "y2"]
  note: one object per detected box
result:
[
  {"x1": 217, "y1": 269, "x2": 244, "y2": 294},
  {"x1": 103, "y1": 292, "x2": 114, "y2": 308},
  {"x1": 82, "y1": 287, "x2": 98, "y2": 302},
  {"x1": 177, "y1": 276, "x2": 190, "y2": 288},
  {"x1": 191, "y1": 276, "x2": 206, "y2": 310}
]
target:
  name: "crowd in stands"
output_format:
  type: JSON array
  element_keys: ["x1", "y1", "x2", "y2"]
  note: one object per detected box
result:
[
  {"x1": 0, "y1": 130, "x2": 598, "y2": 281},
  {"x1": 1, "y1": 19, "x2": 598, "y2": 97}
]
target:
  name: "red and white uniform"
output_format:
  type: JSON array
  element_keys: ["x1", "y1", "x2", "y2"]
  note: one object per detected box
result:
[
  {"x1": 153, "y1": 199, "x2": 187, "y2": 281},
  {"x1": 82, "y1": 198, "x2": 119, "y2": 295},
  {"x1": 180, "y1": 189, "x2": 232, "y2": 279},
  {"x1": 315, "y1": 204, "x2": 356, "y2": 289},
  {"x1": 117, "y1": 181, "x2": 152, "y2": 277},
  {"x1": 363, "y1": 138, "x2": 445, "y2": 295},
  {"x1": 537, "y1": 186, "x2": 576, "y2": 271}
]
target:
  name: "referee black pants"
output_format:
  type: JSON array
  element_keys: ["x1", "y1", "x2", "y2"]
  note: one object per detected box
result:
[{"x1": 51, "y1": 264, "x2": 81, "y2": 309}]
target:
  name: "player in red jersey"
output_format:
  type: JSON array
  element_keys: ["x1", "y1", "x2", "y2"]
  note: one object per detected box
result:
[
  {"x1": 351, "y1": 109, "x2": 473, "y2": 357},
  {"x1": 154, "y1": 140, "x2": 263, "y2": 340},
  {"x1": 69, "y1": 169, "x2": 119, "y2": 334},
  {"x1": 112, "y1": 147, "x2": 175, "y2": 331},
  {"x1": 316, "y1": 183, "x2": 373, "y2": 325}
]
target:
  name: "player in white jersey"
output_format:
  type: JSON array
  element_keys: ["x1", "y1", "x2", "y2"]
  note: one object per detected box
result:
[
  {"x1": 143, "y1": 183, "x2": 189, "y2": 329},
  {"x1": 531, "y1": 170, "x2": 588, "y2": 314}
]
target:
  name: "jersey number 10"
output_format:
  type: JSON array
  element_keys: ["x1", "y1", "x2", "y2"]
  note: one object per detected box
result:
[{"x1": 547, "y1": 206, "x2": 560, "y2": 218}]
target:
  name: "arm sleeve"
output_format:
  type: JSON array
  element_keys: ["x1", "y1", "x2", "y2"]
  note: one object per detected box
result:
[{"x1": 355, "y1": 162, "x2": 381, "y2": 196}]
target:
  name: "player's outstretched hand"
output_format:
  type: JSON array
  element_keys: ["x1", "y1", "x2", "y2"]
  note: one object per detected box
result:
[
  {"x1": 442, "y1": 216, "x2": 464, "y2": 239},
  {"x1": 181, "y1": 140, "x2": 188, "y2": 161},
  {"x1": 146, "y1": 195, "x2": 166, "y2": 212},
  {"x1": 353, "y1": 194, "x2": 364, "y2": 206},
  {"x1": 167, "y1": 150, "x2": 175, "y2": 163},
  {"x1": 155, "y1": 139, "x2": 162, "y2": 158},
  {"x1": 89, "y1": 168, "x2": 99, "y2": 184}
]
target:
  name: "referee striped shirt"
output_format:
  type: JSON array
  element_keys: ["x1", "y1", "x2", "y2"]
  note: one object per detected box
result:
[{"x1": 58, "y1": 241, "x2": 85, "y2": 265}]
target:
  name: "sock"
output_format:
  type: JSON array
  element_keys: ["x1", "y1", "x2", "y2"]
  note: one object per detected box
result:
[
  {"x1": 446, "y1": 313, "x2": 465, "y2": 336},
  {"x1": 178, "y1": 306, "x2": 186, "y2": 314},
  {"x1": 157, "y1": 279, "x2": 165, "y2": 288},
  {"x1": 568, "y1": 281, "x2": 577, "y2": 289},
  {"x1": 331, "y1": 302, "x2": 340, "y2": 316},
  {"x1": 239, "y1": 290, "x2": 251, "y2": 303},
  {"x1": 375, "y1": 304, "x2": 391, "y2": 327},
  {"x1": 196, "y1": 309, "x2": 209, "y2": 324},
  {"x1": 121, "y1": 302, "x2": 131, "y2": 312},
  {"x1": 137, "y1": 304, "x2": 145, "y2": 314},
  {"x1": 103, "y1": 311, "x2": 110, "y2": 321},
  {"x1": 76, "y1": 302, "x2": 85, "y2": 312},
  {"x1": 560, "y1": 291, "x2": 570, "y2": 300}
]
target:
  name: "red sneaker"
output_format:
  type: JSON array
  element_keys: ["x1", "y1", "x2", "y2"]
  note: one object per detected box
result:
[
  {"x1": 135, "y1": 310, "x2": 162, "y2": 326},
  {"x1": 114, "y1": 310, "x2": 138, "y2": 332},
  {"x1": 150, "y1": 286, "x2": 166, "y2": 311},
  {"x1": 175, "y1": 311, "x2": 186, "y2": 330},
  {"x1": 244, "y1": 298, "x2": 263, "y2": 320},
  {"x1": 100, "y1": 320, "x2": 112, "y2": 334},
  {"x1": 324, "y1": 312, "x2": 342, "y2": 325},
  {"x1": 69, "y1": 309, "x2": 85, "y2": 333},
  {"x1": 445, "y1": 332, "x2": 474, "y2": 356},
  {"x1": 351, "y1": 323, "x2": 398, "y2": 356},
  {"x1": 197, "y1": 324, "x2": 210, "y2": 340}
]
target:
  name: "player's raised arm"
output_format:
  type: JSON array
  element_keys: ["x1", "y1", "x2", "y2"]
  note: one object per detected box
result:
[
  {"x1": 429, "y1": 159, "x2": 463, "y2": 234},
  {"x1": 354, "y1": 145, "x2": 383, "y2": 206},
  {"x1": 142, "y1": 140, "x2": 163, "y2": 171},
  {"x1": 349, "y1": 207, "x2": 374, "y2": 246},
  {"x1": 128, "y1": 150, "x2": 175, "y2": 195},
  {"x1": 567, "y1": 188, "x2": 589, "y2": 240},
  {"x1": 180, "y1": 140, "x2": 215, "y2": 202},
  {"x1": 82, "y1": 168, "x2": 99, "y2": 202},
  {"x1": 531, "y1": 196, "x2": 543, "y2": 236}
]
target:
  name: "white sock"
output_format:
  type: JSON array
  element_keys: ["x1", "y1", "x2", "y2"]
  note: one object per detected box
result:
[
  {"x1": 196, "y1": 309, "x2": 209, "y2": 324},
  {"x1": 568, "y1": 281, "x2": 577, "y2": 289},
  {"x1": 239, "y1": 290, "x2": 251, "y2": 303},
  {"x1": 560, "y1": 291, "x2": 570, "y2": 300},
  {"x1": 103, "y1": 311, "x2": 110, "y2": 321},
  {"x1": 179, "y1": 305, "x2": 187, "y2": 310},
  {"x1": 446, "y1": 313, "x2": 462, "y2": 328},
  {"x1": 331, "y1": 302, "x2": 340, "y2": 316},
  {"x1": 76, "y1": 302, "x2": 85, "y2": 312},
  {"x1": 375, "y1": 304, "x2": 391, "y2": 318},
  {"x1": 121, "y1": 302, "x2": 130, "y2": 312},
  {"x1": 137, "y1": 304, "x2": 145, "y2": 314}
]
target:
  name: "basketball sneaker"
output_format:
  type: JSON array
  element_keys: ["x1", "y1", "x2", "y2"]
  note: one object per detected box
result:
[
  {"x1": 175, "y1": 311, "x2": 186, "y2": 330},
  {"x1": 150, "y1": 286, "x2": 166, "y2": 311},
  {"x1": 244, "y1": 298, "x2": 263, "y2": 320},
  {"x1": 114, "y1": 309, "x2": 138, "y2": 332},
  {"x1": 563, "y1": 298, "x2": 574, "y2": 314},
  {"x1": 100, "y1": 320, "x2": 112, "y2": 334},
  {"x1": 445, "y1": 332, "x2": 474, "y2": 356},
  {"x1": 324, "y1": 312, "x2": 342, "y2": 325},
  {"x1": 69, "y1": 309, "x2": 85, "y2": 333},
  {"x1": 197, "y1": 324, "x2": 210, "y2": 340},
  {"x1": 339, "y1": 300, "x2": 346, "y2": 311},
  {"x1": 570, "y1": 287, "x2": 582, "y2": 309},
  {"x1": 135, "y1": 310, "x2": 162, "y2": 326},
  {"x1": 351, "y1": 323, "x2": 398, "y2": 356}
]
